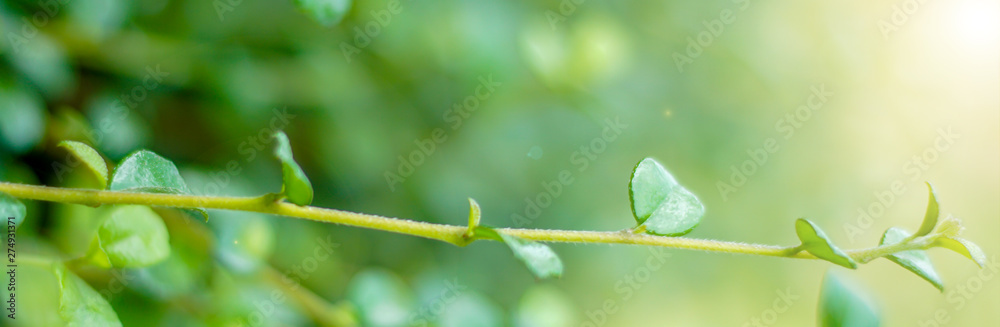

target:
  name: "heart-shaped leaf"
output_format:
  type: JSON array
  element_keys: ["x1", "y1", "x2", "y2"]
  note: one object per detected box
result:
[
  {"x1": 58, "y1": 141, "x2": 109, "y2": 189},
  {"x1": 915, "y1": 182, "x2": 939, "y2": 237},
  {"x1": 86, "y1": 205, "x2": 171, "y2": 268},
  {"x1": 795, "y1": 219, "x2": 857, "y2": 269},
  {"x1": 54, "y1": 265, "x2": 123, "y2": 326},
  {"x1": 934, "y1": 237, "x2": 986, "y2": 268},
  {"x1": 0, "y1": 192, "x2": 26, "y2": 231},
  {"x1": 273, "y1": 131, "x2": 314, "y2": 206},
  {"x1": 109, "y1": 150, "x2": 207, "y2": 220},
  {"x1": 879, "y1": 227, "x2": 943, "y2": 291},
  {"x1": 819, "y1": 272, "x2": 880, "y2": 327},
  {"x1": 293, "y1": 0, "x2": 353, "y2": 26},
  {"x1": 628, "y1": 157, "x2": 705, "y2": 236}
]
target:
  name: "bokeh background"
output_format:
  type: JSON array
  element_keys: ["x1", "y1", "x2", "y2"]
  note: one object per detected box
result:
[{"x1": 0, "y1": 0, "x2": 997, "y2": 326}]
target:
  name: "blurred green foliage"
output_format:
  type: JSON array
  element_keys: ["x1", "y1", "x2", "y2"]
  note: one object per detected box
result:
[{"x1": 0, "y1": 0, "x2": 998, "y2": 326}]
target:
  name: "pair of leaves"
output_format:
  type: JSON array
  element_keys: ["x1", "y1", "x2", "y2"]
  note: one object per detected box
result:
[
  {"x1": 467, "y1": 199, "x2": 563, "y2": 279},
  {"x1": 59, "y1": 140, "x2": 208, "y2": 220},
  {"x1": 876, "y1": 183, "x2": 986, "y2": 291},
  {"x1": 59, "y1": 142, "x2": 185, "y2": 269},
  {"x1": 628, "y1": 158, "x2": 705, "y2": 236}
]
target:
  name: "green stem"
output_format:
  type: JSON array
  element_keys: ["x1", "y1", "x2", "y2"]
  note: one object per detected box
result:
[{"x1": 0, "y1": 182, "x2": 915, "y2": 263}]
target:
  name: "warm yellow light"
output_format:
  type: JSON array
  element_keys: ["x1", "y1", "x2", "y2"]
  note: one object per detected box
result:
[{"x1": 947, "y1": 0, "x2": 1000, "y2": 49}]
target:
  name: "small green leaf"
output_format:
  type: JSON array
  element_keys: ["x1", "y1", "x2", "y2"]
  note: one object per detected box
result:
[
  {"x1": 915, "y1": 182, "x2": 939, "y2": 237},
  {"x1": 54, "y1": 265, "x2": 123, "y2": 326},
  {"x1": 819, "y1": 272, "x2": 881, "y2": 327},
  {"x1": 465, "y1": 198, "x2": 482, "y2": 238},
  {"x1": 58, "y1": 141, "x2": 110, "y2": 189},
  {"x1": 0, "y1": 192, "x2": 26, "y2": 231},
  {"x1": 628, "y1": 157, "x2": 705, "y2": 236},
  {"x1": 795, "y1": 219, "x2": 857, "y2": 269},
  {"x1": 934, "y1": 237, "x2": 986, "y2": 268},
  {"x1": 86, "y1": 205, "x2": 171, "y2": 268},
  {"x1": 109, "y1": 150, "x2": 207, "y2": 220},
  {"x1": 497, "y1": 231, "x2": 563, "y2": 279},
  {"x1": 273, "y1": 131, "x2": 314, "y2": 206},
  {"x1": 879, "y1": 228, "x2": 943, "y2": 291},
  {"x1": 293, "y1": 0, "x2": 352, "y2": 26},
  {"x1": 468, "y1": 198, "x2": 482, "y2": 228}
]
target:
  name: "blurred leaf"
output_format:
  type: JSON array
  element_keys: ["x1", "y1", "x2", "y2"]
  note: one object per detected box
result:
[
  {"x1": 211, "y1": 211, "x2": 275, "y2": 274},
  {"x1": 628, "y1": 157, "x2": 704, "y2": 236},
  {"x1": 55, "y1": 265, "x2": 123, "y2": 326},
  {"x1": 0, "y1": 192, "x2": 25, "y2": 231},
  {"x1": 515, "y1": 285, "x2": 577, "y2": 327},
  {"x1": 496, "y1": 230, "x2": 563, "y2": 279},
  {"x1": 933, "y1": 237, "x2": 986, "y2": 268},
  {"x1": 346, "y1": 268, "x2": 414, "y2": 327},
  {"x1": 879, "y1": 227, "x2": 943, "y2": 291},
  {"x1": 0, "y1": 84, "x2": 46, "y2": 154},
  {"x1": 127, "y1": 242, "x2": 203, "y2": 300},
  {"x1": 67, "y1": 0, "x2": 129, "y2": 40},
  {"x1": 273, "y1": 131, "x2": 313, "y2": 206},
  {"x1": 2, "y1": 261, "x2": 64, "y2": 326},
  {"x1": 86, "y1": 205, "x2": 171, "y2": 268},
  {"x1": 293, "y1": 0, "x2": 352, "y2": 26},
  {"x1": 819, "y1": 272, "x2": 880, "y2": 327},
  {"x1": 915, "y1": 182, "x2": 939, "y2": 237},
  {"x1": 109, "y1": 150, "x2": 207, "y2": 220},
  {"x1": 438, "y1": 293, "x2": 503, "y2": 327},
  {"x1": 84, "y1": 95, "x2": 151, "y2": 160},
  {"x1": 6, "y1": 33, "x2": 74, "y2": 98},
  {"x1": 795, "y1": 219, "x2": 857, "y2": 269},
  {"x1": 58, "y1": 141, "x2": 110, "y2": 189}
]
